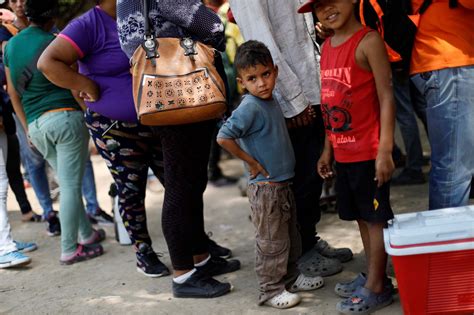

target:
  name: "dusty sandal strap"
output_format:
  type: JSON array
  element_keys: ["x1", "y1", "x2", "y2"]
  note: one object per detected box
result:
[{"x1": 290, "y1": 274, "x2": 324, "y2": 292}]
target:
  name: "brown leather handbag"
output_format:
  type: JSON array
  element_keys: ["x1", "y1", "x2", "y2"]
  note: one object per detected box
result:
[{"x1": 131, "y1": 1, "x2": 227, "y2": 126}]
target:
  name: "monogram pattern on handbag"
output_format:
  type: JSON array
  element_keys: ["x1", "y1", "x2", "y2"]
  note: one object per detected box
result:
[{"x1": 140, "y1": 69, "x2": 222, "y2": 112}]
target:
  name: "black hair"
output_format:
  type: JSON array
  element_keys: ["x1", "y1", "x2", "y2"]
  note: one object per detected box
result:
[
  {"x1": 25, "y1": 0, "x2": 58, "y2": 25},
  {"x1": 234, "y1": 40, "x2": 274, "y2": 77}
]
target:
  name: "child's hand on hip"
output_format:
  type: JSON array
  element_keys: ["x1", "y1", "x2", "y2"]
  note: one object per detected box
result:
[
  {"x1": 248, "y1": 161, "x2": 269, "y2": 180},
  {"x1": 375, "y1": 152, "x2": 394, "y2": 187}
]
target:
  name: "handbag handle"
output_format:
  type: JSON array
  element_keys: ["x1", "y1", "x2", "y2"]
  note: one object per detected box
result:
[
  {"x1": 141, "y1": 0, "x2": 159, "y2": 64},
  {"x1": 141, "y1": 0, "x2": 198, "y2": 63}
]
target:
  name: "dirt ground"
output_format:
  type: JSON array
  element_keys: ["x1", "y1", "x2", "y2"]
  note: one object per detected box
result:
[{"x1": 1, "y1": 124, "x2": 454, "y2": 314}]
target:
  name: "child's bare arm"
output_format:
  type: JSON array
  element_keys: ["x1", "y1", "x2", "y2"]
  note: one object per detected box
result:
[
  {"x1": 317, "y1": 134, "x2": 334, "y2": 179},
  {"x1": 217, "y1": 137, "x2": 269, "y2": 179},
  {"x1": 359, "y1": 32, "x2": 395, "y2": 186}
]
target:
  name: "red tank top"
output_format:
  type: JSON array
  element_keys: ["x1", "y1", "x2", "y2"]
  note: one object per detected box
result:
[{"x1": 320, "y1": 27, "x2": 380, "y2": 163}]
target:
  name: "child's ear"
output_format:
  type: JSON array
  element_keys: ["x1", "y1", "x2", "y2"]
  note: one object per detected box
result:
[
  {"x1": 236, "y1": 76, "x2": 245, "y2": 91},
  {"x1": 236, "y1": 76, "x2": 243, "y2": 88},
  {"x1": 274, "y1": 65, "x2": 279, "y2": 78}
]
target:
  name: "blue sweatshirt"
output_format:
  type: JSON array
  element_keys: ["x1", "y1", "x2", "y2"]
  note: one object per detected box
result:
[{"x1": 218, "y1": 94, "x2": 295, "y2": 184}]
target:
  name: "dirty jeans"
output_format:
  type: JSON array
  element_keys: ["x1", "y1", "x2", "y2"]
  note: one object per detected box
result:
[
  {"x1": 411, "y1": 65, "x2": 474, "y2": 209},
  {"x1": 0, "y1": 131, "x2": 16, "y2": 256},
  {"x1": 248, "y1": 183, "x2": 301, "y2": 304},
  {"x1": 28, "y1": 110, "x2": 92, "y2": 255}
]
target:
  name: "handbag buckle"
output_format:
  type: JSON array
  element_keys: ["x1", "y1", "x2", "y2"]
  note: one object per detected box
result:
[
  {"x1": 143, "y1": 34, "x2": 159, "y2": 62},
  {"x1": 180, "y1": 37, "x2": 197, "y2": 60}
]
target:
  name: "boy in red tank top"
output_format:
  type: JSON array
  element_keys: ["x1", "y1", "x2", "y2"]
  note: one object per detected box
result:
[{"x1": 298, "y1": 0, "x2": 396, "y2": 314}]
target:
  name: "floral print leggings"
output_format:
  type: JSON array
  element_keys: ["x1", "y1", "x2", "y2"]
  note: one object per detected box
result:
[{"x1": 85, "y1": 109, "x2": 163, "y2": 247}]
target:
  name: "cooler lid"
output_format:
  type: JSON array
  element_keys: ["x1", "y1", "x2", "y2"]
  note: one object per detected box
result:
[{"x1": 384, "y1": 206, "x2": 474, "y2": 256}]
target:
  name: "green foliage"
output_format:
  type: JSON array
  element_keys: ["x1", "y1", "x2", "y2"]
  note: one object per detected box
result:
[{"x1": 56, "y1": 0, "x2": 93, "y2": 29}]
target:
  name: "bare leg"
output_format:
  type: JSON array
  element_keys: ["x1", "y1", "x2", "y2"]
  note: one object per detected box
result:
[
  {"x1": 357, "y1": 219, "x2": 370, "y2": 273},
  {"x1": 364, "y1": 222, "x2": 387, "y2": 293},
  {"x1": 173, "y1": 252, "x2": 210, "y2": 277},
  {"x1": 193, "y1": 253, "x2": 210, "y2": 264}
]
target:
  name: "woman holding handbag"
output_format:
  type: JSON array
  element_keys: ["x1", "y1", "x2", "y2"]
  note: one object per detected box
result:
[
  {"x1": 38, "y1": 0, "x2": 238, "y2": 287},
  {"x1": 113, "y1": 0, "x2": 240, "y2": 298}
]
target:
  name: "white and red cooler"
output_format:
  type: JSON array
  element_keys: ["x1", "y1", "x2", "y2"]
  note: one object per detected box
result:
[{"x1": 384, "y1": 206, "x2": 474, "y2": 315}]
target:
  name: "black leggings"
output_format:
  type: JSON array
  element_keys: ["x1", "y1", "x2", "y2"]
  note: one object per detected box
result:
[{"x1": 156, "y1": 120, "x2": 215, "y2": 270}]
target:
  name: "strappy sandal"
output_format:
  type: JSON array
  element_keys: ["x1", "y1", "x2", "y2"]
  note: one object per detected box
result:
[
  {"x1": 60, "y1": 244, "x2": 104, "y2": 265},
  {"x1": 79, "y1": 229, "x2": 106, "y2": 245},
  {"x1": 264, "y1": 290, "x2": 301, "y2": 309},
  {"x1": 297, "y1": 250, "x2": 342, "y2": 277},
  {"x1": 336, "y1": 286, "x2": 393, "y2": 315},
  {"x1": 289, "y1": 273, "x2": 324, "y2": 292}
]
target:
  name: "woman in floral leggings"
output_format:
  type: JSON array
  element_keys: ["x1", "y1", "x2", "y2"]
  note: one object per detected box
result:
[{"x1": 39, "y1": 0, "x2": 233, "y2": 279}]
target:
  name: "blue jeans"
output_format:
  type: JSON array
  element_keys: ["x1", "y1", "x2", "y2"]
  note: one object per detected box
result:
[
  {"x1": 15, "y1": 115, "x2": 99, "y2": 217},
  {"x1": 393, "y1": 71, "x2": 427, "y2": 173},
  {"x1": 411, "y1": 65, "x2": 474, "y2": 209},
  {"x1": 82, "y1": 159, "x2": 99, "y2": 215},
  {"x1": 15, "y1": 115, "x2": 54, "y2": 216}
]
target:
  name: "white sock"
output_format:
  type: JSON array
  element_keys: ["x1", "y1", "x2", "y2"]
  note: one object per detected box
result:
[
  {"x1": 173, "y1": 268, "x2": 196, "y2": 284},
  {"x1": 194, "y1": 254, "x2": 211, "y2": 267}
]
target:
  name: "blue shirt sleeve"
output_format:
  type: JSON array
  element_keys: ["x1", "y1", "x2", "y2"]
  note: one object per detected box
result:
[{"x1": 217, "y1": 99, "x2": 262, "y2": 139}]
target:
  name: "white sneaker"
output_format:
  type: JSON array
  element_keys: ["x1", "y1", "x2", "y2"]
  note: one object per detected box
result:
[
  {"x1": 290, "y1": 273, "x2": 324, "y2": 292},
  {"x1": 264, "y1": 290, "x2": 301, "y2": 309}
]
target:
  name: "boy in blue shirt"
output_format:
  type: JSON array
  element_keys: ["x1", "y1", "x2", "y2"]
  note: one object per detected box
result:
[{"x1": 217, "y1": 40, "x2": 324, "y2": 309}]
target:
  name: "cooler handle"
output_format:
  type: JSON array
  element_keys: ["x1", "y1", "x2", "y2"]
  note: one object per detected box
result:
[{"x1": 436, "y1": 230, "x2": 470, "y2": 240}]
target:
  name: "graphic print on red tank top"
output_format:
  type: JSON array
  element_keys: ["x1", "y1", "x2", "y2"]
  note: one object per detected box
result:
[{"x1": 320, "y1": 27, "x2": 380, "y2": 163}]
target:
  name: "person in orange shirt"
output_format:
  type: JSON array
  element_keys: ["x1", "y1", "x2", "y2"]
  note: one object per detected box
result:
[{"x1": 410, "y1": 0, "x2": 474, "y2": 210}]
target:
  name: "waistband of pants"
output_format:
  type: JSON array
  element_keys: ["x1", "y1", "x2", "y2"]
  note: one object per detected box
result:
[
  {"x1": 253, "y1": 180, "x2": 291, "y2": 186},
  {"x1": 41, "y1": 107, "x2": 79, "y2": 117}
]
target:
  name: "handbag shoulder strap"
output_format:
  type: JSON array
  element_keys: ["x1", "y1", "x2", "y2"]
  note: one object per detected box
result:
[
  {"x1": 141, "y1": 0, "x2": 159, "y2": 64},
  {"x1": 143, "y1": 0, "x2": 152, "y2": 39}
]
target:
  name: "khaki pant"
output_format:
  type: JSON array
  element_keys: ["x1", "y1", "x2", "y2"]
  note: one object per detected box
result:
[{"x1": 248, "y1": 183, "x2": 302, "y2": 304}]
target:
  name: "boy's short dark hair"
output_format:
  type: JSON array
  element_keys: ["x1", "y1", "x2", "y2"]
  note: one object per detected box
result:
[{"x1": 234, "y1": 40, "x2": 274, "y2": 76}]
